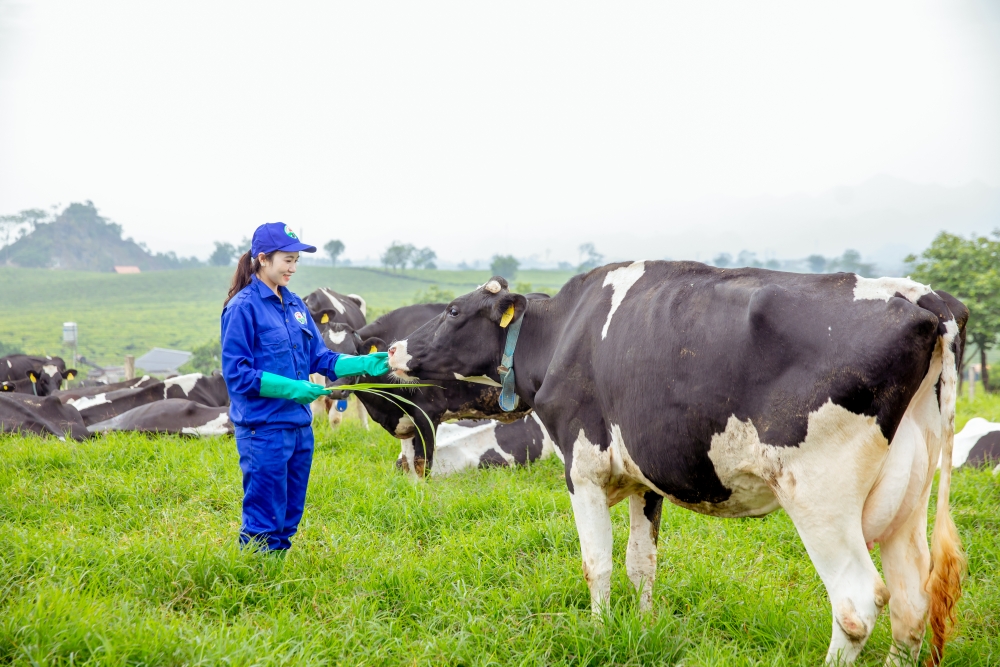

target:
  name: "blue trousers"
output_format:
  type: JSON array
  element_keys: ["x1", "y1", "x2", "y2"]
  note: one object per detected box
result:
[{"x1": 235, "y1": 424, "x2": 314, "y2": 551}]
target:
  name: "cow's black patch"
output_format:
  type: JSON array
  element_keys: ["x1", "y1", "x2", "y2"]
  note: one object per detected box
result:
[
  {"x1": 967, "y1": 431, "x2": 1000, "y2": 467},
  {"x1": 478, "y1": 448, "x2": 510, "y2": 468},
  {"x1": 495, "y1": 417, "x2": 544, "y2": 465}
]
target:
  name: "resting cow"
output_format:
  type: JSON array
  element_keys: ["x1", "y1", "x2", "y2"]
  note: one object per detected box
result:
[
  {"x1": 55, "y1": 375, "x2": 159, "y2": 402},
  {"x1": 950, "y1": 418, "x2": 1000, "y2": 474},
  {"x1": 0, "y1": 354, "x2": 78, "y2": 395},
  {"x1": 386, "y1": 266, "x2": 968, "y2": 666},
  {"x1": 88, "y1": 398, "x2": 232, "y2": 436},
  {"x1": 0, "y1": 392, "x2": 90, "y2": 440},
  {"x1": 66, "y1": 373, "x2": 228, "y2": 425},
  {"x1": 413, "y1": 413, "x2": 562, "y2": 477}
]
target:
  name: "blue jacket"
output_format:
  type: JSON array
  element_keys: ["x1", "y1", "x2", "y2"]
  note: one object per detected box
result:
[{"x1": 221, "y1": 275, "x2": 342, "y2": 428}]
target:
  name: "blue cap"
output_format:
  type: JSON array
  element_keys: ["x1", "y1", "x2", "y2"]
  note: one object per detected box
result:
[{"x1": 250, "y1": 222, "x2": 317, "y2": 256}]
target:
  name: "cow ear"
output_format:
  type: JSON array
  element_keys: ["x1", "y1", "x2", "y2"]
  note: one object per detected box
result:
[
  {"x1": 65, "y1": 369, "x2": 77, "y2": 380},
  {"x1": 1, "y1": 381, "x2": 13, "y2": 392},
  {"x1": 362, "y1": 337, "x2": 388, "y2": 353},
  {"x1": 492, "y1": 293, "x2": 527, "y2": 328},
  {"x1": 26, "y1": 370, "x2": 37, "y2": 383}
]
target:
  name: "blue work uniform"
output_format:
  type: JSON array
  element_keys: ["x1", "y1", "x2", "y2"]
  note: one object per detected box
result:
[{"x1": 221, "y1": 275, "x2": 343, "y2": 551}]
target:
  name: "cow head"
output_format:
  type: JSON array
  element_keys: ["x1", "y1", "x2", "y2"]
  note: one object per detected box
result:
[
  {"x1": 387, "y1": 277, "x2": 527, "y2": 382},
  {"x1": 32, "y1": 365, "x2": 77, "y2": 395}
]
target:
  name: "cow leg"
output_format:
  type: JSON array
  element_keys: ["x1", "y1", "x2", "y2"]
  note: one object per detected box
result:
[
  {"x1": 568, "y1": 478, "x2": 614, "y2": 615},
  {"x1": 396, "y1": 437, "x2": 423, "y2": 480},
  {"x1": 626, "y1": 491, "x2": 662, "y2": 612},
  {"x1": 879, "y1": 509, "x2": 931, "y2": 665},
  {"x1": 783, "y1": 501, "x2": 888, "y2": 665},
  {"x1": 355, "y1": 397, "x2": 369, "y2": 430}
]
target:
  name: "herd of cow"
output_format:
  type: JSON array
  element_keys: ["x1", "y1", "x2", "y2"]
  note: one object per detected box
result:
[{"x1": 4, "y1": 262, "x2": 1000, "y2": 665}]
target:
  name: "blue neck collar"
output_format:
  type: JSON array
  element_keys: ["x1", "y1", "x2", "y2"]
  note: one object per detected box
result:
[{"x1": 497, "y1": 314, "x2": 523, "y2": 412}]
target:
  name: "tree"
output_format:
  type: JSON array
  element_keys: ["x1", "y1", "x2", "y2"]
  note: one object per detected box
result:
[
  {"x1": 908, "y1": 231, "x2": 1000, "y2": 391},
  {"x1": 737, "y1": 250, "x2": 762, "y2": 268},
  {"x1": 324, "y1": 239, "x2": 345, "y2": 266},
  {"x1": 0, "y1": 208, "x2": 52, "y2": 265},
  {"x1": 411, "y1": 247, "x2": 437, "y2": 270},
  {"x1": 490, "y1": 254, "x2": 519, "y2": 280},
  {"x1": 829, "y1": 249, "x2": 877, "y2": 277},
  {"x1": 381, "y1": 242, "x2": 415, "y2": 271},
  {"x1": 209, "y1": 241, "x2": 237, "y2": 266},
  {"x1": 179, "y1": 338, "x2": 222, "y2": 374},
  {"x1": 577, "y1": 243, "x2": 604, "y2": 272},
  {"x1": 712, "y1": 253, "x2": 732, "y2": 268},
  {"x1": 237, "y1": 237, "x2": 251, "y2": 255},
  {"x1": 807, "y1": 254, "x2": 827, "y2": 273},
  {"x1": 412, "y1": 285, "x2": 455, "y2": 304}
]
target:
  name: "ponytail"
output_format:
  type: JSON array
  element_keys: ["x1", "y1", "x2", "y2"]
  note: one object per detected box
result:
[{"x1": 225, "y1": 250, "x2": 275, "y2": 305}]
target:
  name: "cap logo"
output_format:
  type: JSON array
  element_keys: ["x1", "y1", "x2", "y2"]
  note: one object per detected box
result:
[
  {"x1": 294, "y1": 311, "x2": 307, "y2": 325},
  {"x1": 284, "y1": 225, "x2": 298, "y2": 239}
]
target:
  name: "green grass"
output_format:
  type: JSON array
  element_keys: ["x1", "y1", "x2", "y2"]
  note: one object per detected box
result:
[
  {"x1": 0, "y1": 267, "x2": 575, "y2": 366},
  {"x1": 0, "y1": 396, "x2": 997, "y2": 665}
]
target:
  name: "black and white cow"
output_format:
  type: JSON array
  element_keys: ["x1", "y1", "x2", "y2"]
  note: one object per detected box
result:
[
  {"x1": 0, "y1": 392, "x2": 91, "y2": 440},
  {"x1": 950, "y1": 418, "x2": 1000, "y2": 474},
  {"x1": 55, "y1": 375, "x2": 159, "y2": 402},
  {"x1": 410, "y1": 413, "x2": 562, "y2": 477},
  {"x1": 64, "y1": 373, "x2": 227, "y2": 426},
  {"x1": 344, "y1": 302, "x2": 534, "y2": 478},
  {"x1": 0, "y1": 354, "x2": 78, "y2": 396},
  {"x1": 88, "y1": 398, "x2": 232, "y2": 436},
  {"x1": 386, "y1": 266, "x2": 968, "y2": 666},
  {"x1": 303, "y1": 288, "x2": 369, "y2": 427}
]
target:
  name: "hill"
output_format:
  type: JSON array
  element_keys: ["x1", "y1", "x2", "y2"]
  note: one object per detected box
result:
[
  {"x1": 0, "y1": 265, "x2": 574, "y2": 366},
  {"x1": 2, "y1": 202, "x2": 200, "y2": 271}
]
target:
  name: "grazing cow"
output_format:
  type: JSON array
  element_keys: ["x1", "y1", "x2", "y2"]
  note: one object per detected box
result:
[
  {"x1": 412, "y1": 413, "x2": 563, "y2": 477},
  {"x1": 88, "y1": 398, "x2": 233, "y2": 436},
  {"x1": 0, "y1": 354, "x2": 78, "y2": 395},
  {"x1": 950, "y1": 418, "x2": 1000, "y2": 474},
  {"x1": 303, "y1": 288, "x2": 369, "y2": 427},
  {"x1": 387, "y1": 266, "x2": 968, "y2": 666},
  {"x1": 344, "y1": 302, "x2": 534, "y2": 478},
  {"x1": 0, "y1": 392, "x2": 91, "y2": 440}
]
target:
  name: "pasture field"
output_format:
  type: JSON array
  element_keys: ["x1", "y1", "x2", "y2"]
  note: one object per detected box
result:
[
  {"x1": 0, "y1": 396, "x2": 998, "y2": 665},
  {"x1": 0, "y1": 266, "x2": 574, "y2": 366}
]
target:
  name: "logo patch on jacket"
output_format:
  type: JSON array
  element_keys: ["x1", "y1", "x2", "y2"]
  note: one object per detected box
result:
[{"x1": 294, "y1": 311, "x2": 307, "y2": 325}]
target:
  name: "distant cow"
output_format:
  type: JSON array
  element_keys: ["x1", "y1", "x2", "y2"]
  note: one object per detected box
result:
[
  {"x1": 0, "y1": 355, "x2": 78, "y2": 396},
  {"x1": 303, "y1": 288, "x2": 369, "y2": 428},
  {"x1": 389, "y1": 267, "x2": 968, "y2": 665},
  {"x1": 0, "y1": 392, "x2": 90, "y2": 440},
  {"x1": 88, "y1": 398, "x2": 233, "y2": 436},
  {"x1": 950, "y1": 418, "x2": 1000, "y2": 473},
  {"x1": 411, "y1": 414, "x2": 563, "y2": 477}
]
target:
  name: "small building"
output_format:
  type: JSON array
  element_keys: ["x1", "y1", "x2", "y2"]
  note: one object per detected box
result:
[
  {"x1": 114, "y1": 266, "x2": 141, "y2": 274},
  {"x1": 136, "y1": 347, "x2": 192, "y2": 374}
]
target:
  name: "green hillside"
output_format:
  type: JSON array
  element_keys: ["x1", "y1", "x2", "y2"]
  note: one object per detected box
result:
[
  {"x1": 0, "y1": 266, "x2": 574, "y2": 365},
  {"x1": 2, "y1": 202, "x2": 200, "y2": 271}
]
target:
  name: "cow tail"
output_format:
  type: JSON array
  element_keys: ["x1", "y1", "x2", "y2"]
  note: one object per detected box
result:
[{"x1": 926, "y1": 320, "x2": 966, "y2": 667}]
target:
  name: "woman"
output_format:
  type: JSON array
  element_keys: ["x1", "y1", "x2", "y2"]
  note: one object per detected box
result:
[{"x1": 221, "y1": 222, "x2": 388, "y2": 553}]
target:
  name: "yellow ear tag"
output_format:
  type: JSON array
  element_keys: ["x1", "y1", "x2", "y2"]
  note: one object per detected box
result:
[
  {"x1": 499, "y1": 304, "x2": 515, "y2": 328},
  {"x1": 369, "y1": 345, "x2": 378, "y2": 354},
  {"x1": 29, "y1": 373, "x2": 36, "y2": 383},
  {"x1": 320, "y1": 313, "x2": 330, "y2": 324},
  {"x1": 66, "y1": 372, "x2": 75, "y2": 380}
]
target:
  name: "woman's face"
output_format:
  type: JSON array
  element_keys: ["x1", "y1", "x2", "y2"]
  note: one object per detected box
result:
[{"x1": 258, "y1": 250, "x2": 299, "y2": 288}]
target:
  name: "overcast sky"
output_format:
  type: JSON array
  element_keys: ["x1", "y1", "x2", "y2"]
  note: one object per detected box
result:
[{"x1": 1, "y1": 1, "x2": 998, "y2": 266}]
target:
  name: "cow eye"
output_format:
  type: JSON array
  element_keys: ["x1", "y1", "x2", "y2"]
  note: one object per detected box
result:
[{"x1": 448, "y1": 307, "x2": 459, "y2": 317}]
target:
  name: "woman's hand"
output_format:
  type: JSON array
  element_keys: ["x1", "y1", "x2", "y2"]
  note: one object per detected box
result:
[
  {"x1": 333, "y1": 352, "x2": 391, "y2": 378},
  {"x1": 259, "y1": 372, "x2": 332, "y2": 404}
]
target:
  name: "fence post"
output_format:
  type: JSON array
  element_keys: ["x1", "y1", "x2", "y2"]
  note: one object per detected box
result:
[{"x1": 125, "y1": 355, "x2": 135, "y2": 381}]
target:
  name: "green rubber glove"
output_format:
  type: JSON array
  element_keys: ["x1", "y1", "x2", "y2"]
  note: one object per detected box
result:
[
  {"x1": 334, "y1": 352, "x2": 391, "y2": 378},
  {"x1": 259, "y1": 372, "x2": 331, "y2": 404}
]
